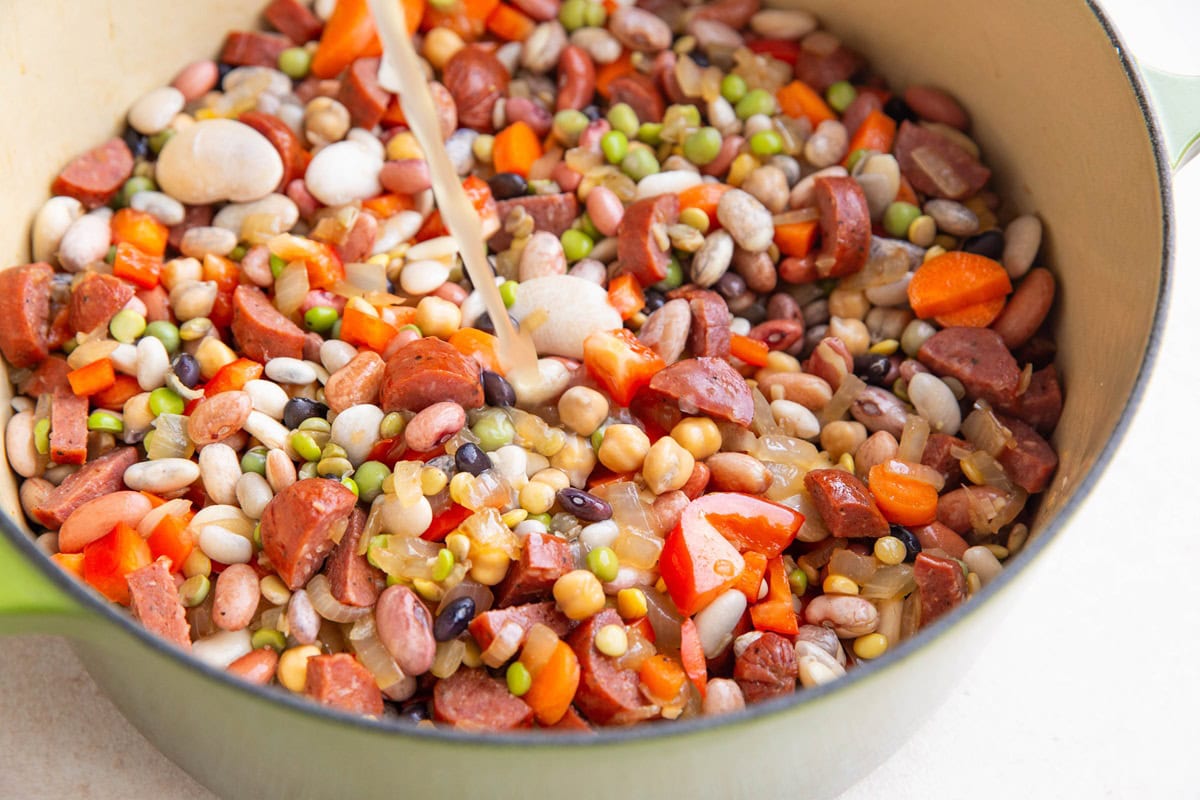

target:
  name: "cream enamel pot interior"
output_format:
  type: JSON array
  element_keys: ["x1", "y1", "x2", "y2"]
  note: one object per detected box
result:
[{"x1": 0, "y1": 1, "x2": 1190, "y2": 798}]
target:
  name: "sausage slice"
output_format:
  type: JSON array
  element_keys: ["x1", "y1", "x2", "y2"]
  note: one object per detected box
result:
[
  {"x1": 49, "y1": 390, "x2": 89, "y2": 466},
  {"x1": 913, "y1": 552, "x2": 967, "y2": 626},
  {"x1": 803, "y1": 468, "x2": 890, "y2": 539},
  {"x1": 260, "y1": 478, "x2": 358, "y2": 589},
  {"x1": 379, "y1": 336, "x2": 484, "y2": 413},
  {"x1": 468, "y1": 601, "x2": 571, "y2": 651},
  {"x1": 323, "y1": 507, "x2": 382, "y2": 607},
  {"x1": 813, "y1": 176, "x2": 871, "y2": 278},
  {"x1": 433, "y1": 667, "x2": 534, "y2": 730},
  {"x1": 127, "y1": 560, "x2": 192, "y2": 650},
  {"x1": 568, "y1": 609, "x2": 656, "y2": 725},
  {"x1": 264, "y1": 0, "x2": 324, "y2": 43},
  {"x1": 0, "y1": 263, "x2": 53, "y2": 368},
  {"x1": 493, "y1": 532, "x2": 574, "y2": 608},
  {"x1": 305, "y1": 653, "x2": 385, "y2": 716},
  {"x1": 648, "y1": 357, "x2": 754, "y2": 427},
  {"x1": 231, "y1": 284, "x2": 307, "y2": 362},
  {"x1": 51, "y1": 138, "x2": 133, "y2": 209},
  {"x1": 31, "y1": 446, "x2": 139, "y2": 529},
  {"x1": 618, "y1": 194, "x2": 679, "y2": 286},
  {"x1": 917, "y1": 327, "x2": 1020, "y2": 406},
  {"x1": 995, "y1": 415, "x2": 1058, "y2": 494},
  {"x1": 69, "y1": 271, "x2": 135, "y2": 334},
  {"x1": 893, "y1": 120, "x2": 990, "y2": 201},
  {"x1": 734, "y1": 631, "x2": 797, "y2": 703},
  {"x1": 489, "y1": 194, "x2": 580, "y2": 252}
]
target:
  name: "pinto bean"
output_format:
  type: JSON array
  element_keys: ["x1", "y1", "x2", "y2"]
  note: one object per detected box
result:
[
  {"x1": 443, "y1": 46, "x2": 509, "y2": 133},
  {"x1": 854, "y1": 430, "x2": 899, "y2": 479},
  {"x1": 227, "y1": 647, "x2": 280, "y2": 686},
  {"x1": 804, "y1": 594, "x2": 879, "y2": 638},
  {"x1": 756, "y1": 372, "x2": 832, "y2": 411},
  {"x1": 705, "y1": 453, "x2": 771, "y2": 494},
  {"x1": 850, "y1": 386, "x2": 910, "y2": 438},
  {"x1": 375, "y1": 584, "x2": 437, "y2": 676},
  {"x1": 211, "y1": 563, "x2": 261, "y2": 632},
  {"x1": 404, "y1": 401, "x2": 467, "y2": 452}
]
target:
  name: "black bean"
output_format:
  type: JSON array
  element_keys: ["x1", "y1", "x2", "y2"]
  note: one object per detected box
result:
[
  {"x1": 641, "y1": 287, "x2": 666, "y2": 313},
  {"x1": 487, "y1": 172, "x2": 528, "y2": 200},
  {"x1": 171, "y1": 353, "x2": 201, "y2": 388},
  {"x1": 582, "y1": 104, "x2": 602, "y2": 121},
  {"x1": 962, "y1": 229, "x2": 1005, "y2": 260},
  {"x1": 433, "y1": 596, "x2": 476, "y2": 642},
  {"x1": 121, "y1": 126, "x2": 150, "y2": 161},
  {"x1": 890, "y1": 524, "x2": 922, "y2": 562},
  {"x1": 854, "y1": 353, "x2": 892, "y2": 387},
  {"x1": 283, "y1": 397, "x2": 329, "y2": 430},
  {"x1": 883, "y1": 96, "x2": 917, "y2": 124},
  {"x1": 454, "y1": 442, "x2": 490, "y2": 476},
  {"x1": 397, "y1": 700, "x2": 431, "y2": 723},
  {"x1": 216, "y1": 61, "x2": 236, "y2": 88},
  {"x1": 471, "y1": 312, "x2": 521, "y2": 336},
  {"x1": 481, "y1": 370, "x2": 515, "y2": 407},
  {"x1": 715, "y1": 272, "x2": 746, "y2": 301},
  {"x1": 689, "y1": 52, "x2": 710, "y2": 68},
  {"x1": 556, "y1": 487, "x2": 612, "y2": 522}
]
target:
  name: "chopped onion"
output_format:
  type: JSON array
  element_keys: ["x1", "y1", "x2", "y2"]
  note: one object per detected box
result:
[
  {"x1": 481, "y1": 620, "x2": 523, "y2": 668},
  {"x1": 273, "y1": 260, "x2": 309, "y2": 317},
  {"x1": 306, "y1": 573, "x2": 372, "y2": 622},
  {"x1": 346, "y1": 615, "x2": 408, "y2": 689},
  {"x1": 829, "y1": 548, "x2": 877, "y2": 585},
  {"x1": 883, "y1": 458, "x2": 944, "y2": 492},
  {"x1": 430, "y1": 639, "x2": 466, "y2": 679},
  {"x1": 820, "y1": 374, "x2": 867, "y2": 425},
  {"x1": 750, "y1": 387, "x2": 782, "y2": 437},
  {"x1": 436, "y1": 580, "x2": 493, "y2": 615},
  {"x1": 344, "y1": 261, "x2": 389, "y2": 293},
  {"x1": 520, "y1": 623, "x2": 560, "y2": 677},
  {"x1": 838, "y1": 246, "x2": 909, "y2": 291},
  {"x1": 966, "y1": 487, "x2": 1027, "y2": 535},
  {"x1": 147, "y1": 413, "x2": 194, "y2": 460},
  {"x1": 961, "y1": 406, "x2": 1013, "y2": 457},
  {"x1": 897, "y1": 415, "x2": 931, "y2": 463},
  {"x1": 860, "y1": 564, "x2": 916, "y2": 600},
  {"x1": 136, "y1": 498, "x2": 192, "y2": 538},
  {"x1": 771, "y1": 207, "x2": 821, "y2": 226},
  {"x1": 643, "y1": 587, "x2": 683, "y2": 652},
  {"x1": 960, "y1": 450, "x2": 1015, "y2": 492}
]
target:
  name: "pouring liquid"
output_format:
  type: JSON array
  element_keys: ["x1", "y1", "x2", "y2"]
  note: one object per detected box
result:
[{"x1": 367, "y1": 0, "x2": 540, "y2": 393}]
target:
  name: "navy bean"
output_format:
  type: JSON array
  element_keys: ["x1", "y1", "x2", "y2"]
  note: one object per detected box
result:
[
  {"x1": 433, "y1": 595, "x2": 476, "y2": 642},
  {"x1": 556, "y1": 487, "x2": 612, "y2": 522},
  {"x1": 481, "y1": 370, "x2": 516, "y2": 407}
]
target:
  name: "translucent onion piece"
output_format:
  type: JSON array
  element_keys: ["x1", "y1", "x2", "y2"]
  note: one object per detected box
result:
[
  {"x1": 615, "y1": 527, "x2": 664, "y2": 571},
  {"x1": 838, "y1": 246, "x2": 909, "y2": 291},
  {"x1": 882, "y1": 458, "x2": 944, "y2": 492},
  {"x1": 603, "y1": 482, "x2": 654, "y2": 537},
  {"x1": 820, "y1": 374, "x2": 867, "y2": 425},
  {"x1": 147, "y1": 413, "x2": 194, "y2": 460},
  {"x1": 259, "y1": 607, "x2": 283, "y2": 632},
  {"x1": 763, "y1": 462, "x2": 805, "y2": 502},
  {"x1": 644, "y1": 587, "x2": 684, "y2": 652},
  {"x1": 307, "y1": 574, "x2": 372, "y2": 622},
  {"x1": 751, "y1": 387, "x2": 782, "y2": 437},
  {"x1": 828, "y1": 548, "x2": 877, "y2": 585},
  {"x1": 358, "y1": 495, "x2": 386, "y2": 556},
  {"x1": 615, "y1": 624, "x2": 657, "y2": 672},
  {"x1": 430, "y1": 639, "x2": 466, "y2": 679},
  {"x1": 960, "y1": 450, "x2": 1015, "y2": 492},
  {"x1": 273, "y1": 260, "x2": 309, "y2": 317},
  {"x1": 961, "y1": 406, "x2": 1013, "y2": 457},
  {"x1": 718, "y1": 421, "x2": 757, "y2": 454},
  {"x1": 911, "y1": 146, "x2": 969, "y2": 199},
  {"x1": 750, "y1": 434, "x2": 824, "y2": 468},
  {"x1": 771, "y1": 208, "x2": 821, "y2": 226},
  {"x1": 965, "y1": 487, "x2": 1027, "y2": 535},
  {"x1": 481, "y1": 620, "x2": 523, "y2": 668},
  {"x1": 780, "y1": 491, "x2": 831, "y2": 543},
  {"x1": 860, "y1": 564, "x2": 916, "y2": 600},
  {"x1": 368, "y1": 534, "x2": 441, "y2": 580},
  {"x1": 899, "y1": 591, "x2": 921, "y2": 641},
  {"x1": 459, "y1": 508, "x2": 520, "y2": 559},
  {"x1": 137, "y1": 497, "x2": 192, "y2": 538},
  {"x1": 897, "y1": 415, "x2": 931, "y2": 463},
  {"x1": 674, "y1": 54, "x2": 703, "y2": 98},
  {"x1": 876, "y1": 596, "x2": 903, "y2": 642},
  {"x1": 521, "y1": 623, "x2": 560, "y2": 677},
  {"x1": 346, "y1": 615, "x2": 409, "y2": 689},
  {"x1": 436, "y1": 579, "x2": 493, "y2": 615}
]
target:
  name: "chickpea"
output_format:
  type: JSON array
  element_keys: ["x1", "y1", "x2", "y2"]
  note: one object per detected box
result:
[
  {"x1": 422, "y1": 26, "x2": 465, "y2": 70},
  {"x1": 828, "y1": 316, "x2": 871, "y2": 357},
  {"x1": 414, "y1": 296, "x2": 462, "y2": 338},
  {"x1": 530, "y1": 468, "x2": 570, "y2": 492},
  {"x1": 385, "y1": 130, "x2": 424, "y2": 161},
  {"x1": 641, "y1": 436, "x2": 695, "y2": 495},
  {"x1": 827, "y1": 288, "x2": 869, "y2": 320},
  {"x1": 820, "y1": 420, "x2": 868, "y2": 461},
  {"x1": 469, "y1": 547, "x2": 511, "y2": 586},
  {"x1": 277, "y1": 645, "x2": 321, "y2": 693},
  {"x1": 670, "y1": 417, "x2": 722, "y2": 461},
  {"x1": 553, "y1": 569, "x2": 607, "y2": 620},
  {"x1": 194, "y1": 336, "x2": 237, "y2": 379},
  {"x1": 518, "y1": 480, "x2": 556, "y2": 515},
  {"x1": 557, "y1": 386, "x2": 609, "y2": 436},
  {"x1": 597, "y1": 424, "x2": 651, "y2": 473},
  {"x1": 550, "y1": 434, "x2": 596, "y2": 488},
  {"x1": 762, "y1": 350, "x2": 801, "y2": 375},
  {"x1": 303, "y1": 97, "x2": 351, "y2": 147}
]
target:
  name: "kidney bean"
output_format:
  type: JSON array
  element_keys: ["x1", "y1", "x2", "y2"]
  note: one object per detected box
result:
[
  {"x1": 443, "y1": 46, "x2": 509, "y2": 133},
  {"x1": 903, "y1": 85, "x2": 969, "y2": 131},
  {"x1": 376, "y1": 585, "x2": 437, "y2": 676},
  {"x1": 211, "y1": 564, "x2": 261, "y2": 632},
  {"x1": 404, "y1": 401, "x2": 467, "y2": 452},
  {"x1": 732, "y1": 248, "x2": 777, "y2": 294},
  {"x1": 748, "y1": 319, "x2": 805, "y2": 354},
  {"x1": 556, "y1": 487, "x2": 612, "y2": 522},
  {"x1": 556, "y1": 45, "x2": 596, "y2": 112},
  {"x1": 504, "y1": 96, "x2": 553, "y2": 138},
  {"x1": 227, "y1": 647, "x2": 279, "y2": 686}
]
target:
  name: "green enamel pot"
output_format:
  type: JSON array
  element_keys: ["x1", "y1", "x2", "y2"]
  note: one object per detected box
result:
[{"x1": 0, "y1": 1, "x2": 1192, "y2": 797}]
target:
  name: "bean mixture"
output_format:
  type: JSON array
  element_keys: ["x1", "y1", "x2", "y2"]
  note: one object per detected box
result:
[{"x1": 0, "y1": 0, "x2": 1062, "y2": 729}]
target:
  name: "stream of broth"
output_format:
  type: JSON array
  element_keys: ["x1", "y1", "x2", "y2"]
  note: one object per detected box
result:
[{"x1": 367, "y1": 0, "x2": 540, "y2": 390}]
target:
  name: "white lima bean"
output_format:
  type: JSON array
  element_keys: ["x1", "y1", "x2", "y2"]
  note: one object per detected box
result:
[
  {"x1": 320, "y1": 339, "x2": 358, "y2": 374},
  {"x1": 330, "y1": 404, "x2": 385, "y2": 466},
  {"x1": 1003, "y1": 213, "x2": 1042, "y2": 279},
  {"x1": 243, "y1": 379, "x2": 290, "y2": 419},
  {"x1": 180, "y1": 226, "x2": 238, "y2": 259},
  {"x1": 32, "y1": 195, "x2": 84, "y2": 264},
  {"x1": 155, "y1": 119, "x2": 283, "y2": 205},
  {"x1": 266, "y1": 448, "x2": 298, "y2": 493},
  {"x1": 380, "y1": 494, "x2": 433, "y2": 538},
  {"x1": 109, "y1": 343, "x2": 139, "y2": 375},
  {"x1": 199, "y1": 443, "x2": 242, "y2": 505},
  {"x1": 287, "y1": 589, "x2": 322, "y2": 645},
  {"x1": 264, "y1": 357, "x2": 317, "y2": 385},
  {"x1": 198, "y1": 524, "x2": 253, "y2": 565},
  {"x1": 304, "y1": 140, "x2": 382, "y2": 206},
  {"x1": 128, "y1": 86, "x2": 185, "y2": 135},
  {"x1": 578, "y1": 520, "x2": 619, "y2": 552},
  {"x1": 399, "y1": 259, "x2": 451, "y2": 296},
  {"x1": 123, "y1": 458, "x2": 201, "y2": 493},
  {"x1": 130, "y1": 191, "x2": 186, "y2": 226},
  {"x1": 244, "y1": 410, "x2": 292, "y2": 453},
  {"x1": 212, "y1": 194, "x2": 299, "y2": 237},
  {"x1": 694, "y1": 589, "x2": 747, "y2": 658},
  {"x1": 507, "y1": 275, "x2": 621, "y2": 360},
  {"x1": 907, "y1": 373, "x2": 962, "y2": 435},
  {"x1": 136, "y1": 334, "x2": 171, "y2": 391},
  {"x1": 191, "y1": 629, "x2": 253, "y2": 669},
  {"x1": 58, "y1": 209, "x2": 112, "y2": 272},
  {"x1": 770, "y1": 399, "x2": 820, "y2": 440},
  {"x1": 5, "y1": 411, "x2": 40, "y2": 478},
  {"x1": 236, "y1": 472, "x2": 274, "y2": 519},
  {"x1": 716, "y1": 189, "x2": 774, "y2": 253},
  {"x1": 635, "y1": 170, "x2": 703, "y2": 200},
  {"x1": 372, "y1": 210, "x2": 424, "y2": 255}
]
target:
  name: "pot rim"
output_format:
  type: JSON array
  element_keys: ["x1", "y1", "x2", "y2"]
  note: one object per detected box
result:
[{"x1": 0, "y1": 0, "x2": 1174, "y2": 750}]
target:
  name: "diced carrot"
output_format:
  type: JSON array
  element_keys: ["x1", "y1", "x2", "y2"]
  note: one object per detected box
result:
[
  {"x1": 203, "y1": 254, "x2": 239, "y2": 292},
  {"x1": 843, "y1": 109, "x2": 897, "y2": 164},
  {"x1": 448, "y1": 327, "x2": 503, "y2": 374},
  {"x1": 773, "y1": 219, "x2": 819, "y2": 258},
  {"x1": 485, "y1": 3, "x2": 534, "y2": 41},
  {"x1": 934, "y1": 295, "x2": 1007, "y2": 328},
  {"x1": 730, "y1": 334, "x2": 769, "y2": 367},
  {"x1": 110, "y1": 208, "x2": 168, "y2": 257},
  {"x1": 51, "y1": 552, "x2": 85, "y2": 579},
  {"x1": 311, "y1": 0, "x2": 422, "y2": 78},
  {"x1": 380, "y1": 305, "x2": 418, "y2": 329},
  {"x1": 733, "y1": 550, "x2": 769, "y2": 603},
  {"x1": 146, "y1": 515, "x2": 195, "y2": 572},
  {"x1": 907, "y1": 251, "x2": 1012, "y2": 319},
  {"x1": 868, "y1": 461, "x2": 940, "y2": 526},
  {"x1": 678, "y1": 182, "x2": 731, "y2": 229},
  {"x1": 111, "y1": 242, "x2": 162, "y2": 290},
  {"x1": 362, "y1": 193, "x2": 415, "y2": 218},
  {"x1": 749, "y1": 600, "x2": 800, "y2": 636},
  {"x1": 420, "y1": 0, "x2": 496, "y2": 40},
  {"x1": 341, "y1": 306, "x2": 399, "y2": 353},
  {"x1": 896, "y1": 175, "x2": 920, "y2": 206},
  {"x1": 638, "y1": 653, "x2": 688, "y2": 705},
  {"x1": 595, "y1": 51, "x2": 634, "y2": 99},
  {"x1": 607, "y1": 273, "x2": 645, "y2": 321},
  {"x1": 492, "y1": 121, "x2": 543, "y2": 178},
  {"x1": 91, "y1": 373, "x2": 141, "y2": 410},
  {"x1": 67, "y1": 359, "x2": 115, "y2": 397},
  {"x1": 679, "y1": 618, "x2": 708, "y2": 698},
  {"x1": 776, "y1": 80, "x2": 836, "y2": 127},
  {"x1": 82, "y1": 522, "x2": 152, "y2": 605},
  {"x1": 521, "y1": 639, "x2": 581, "y2": 726},
  {"x1": 204, "y1": 358, "x2": 263, "y2": 397}
]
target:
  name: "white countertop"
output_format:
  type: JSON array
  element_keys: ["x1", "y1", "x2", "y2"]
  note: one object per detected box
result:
[{"x1": 2, "y1": 1, "x2": 1197, "y2": 797}]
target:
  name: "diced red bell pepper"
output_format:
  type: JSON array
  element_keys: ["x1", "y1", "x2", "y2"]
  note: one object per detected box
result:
[
  {"x1": 748, "y1": 556, "x2": 800, "y2": 636},
  {"x1": 682, "y1": 493, "x2": 804, "y2": 559},
  {"x1": 146, "y1": 514, "x2": 196, "y2": 572},
  {"x1": 679, "y1": 617, "x2": 708, "y2": 698},
  {"x1": 205, "y1": 358, "x2": 264, "y2": 397},
  {"x1": 421, "y1": 503, "x2": 473, "y2": 542},
  {"x1": 732, "y1": 549, "x2": 769, "y2": 603},
  {"x1": 366, "y1": 436, "x2": 446, "y2": 467},
  {"x1": 51, "y1": 552, "x2": 86, "y2": 579},
  {"x1": 112, "y1": 242, "x2": 162, "y2": 290},
  {"x1": 82, "y1": 522, "x2": 152, "y2": 605},
  {"x1": 660, "y1": 504, "x2": 746, "y2": 616},
  {"x1": 340, "y1": 306, "x2": 399, "y2": 353},
  {"x1": 606, "y1": 273, "x2": 645, "y2": 321},
  {"x1": 747, "y1": 37, "x2": 800, "y2": 66},
  {"x1": 582, "y1": 328, "x2": 665, "y2": 407}
]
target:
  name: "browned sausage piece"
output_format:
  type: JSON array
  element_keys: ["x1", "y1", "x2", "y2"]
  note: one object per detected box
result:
[
  {"x1": 49, "y1": 390, "x2": 89, "y2": 466},
  {"x1": 648, "y1": 356, "x2": 754, "y2": 427},
  {"x1": 264, "y1": 0, "x2": 324, "y2": 43},
  {"x1": 995, "y1": 415, "x2": 1058, "y2": 494},
  {"x1": 323, "y1": 508, "x2": 382, "y2": 608},
  {"x1": 338, "y1": 57, "x2": 391, "y2": 130},
  {"x1": 734, "y1": 631, "x2": 798, "y2": 704},
  {"x1": 556, "y1": 46, "x2": 596, "y2": 112},
  {"x1": 227, "y1": 648, "x2": 280, "y2": 686},
  {"x1": 442, "y1": 46, "x2": 510, "y2": 133},
  {"x1": 305, "y1": 653, "x2": 385, "y2": 716},
  {"x1": 995, "y1": 364, "x2": 1062, "y2": 434},
  {"x1": 917, "y1": 327, "x2": 1020, "y2": 406},
  {"x1": 568, "y1": 609, "x2": 656, "y2": 725},
  {"x1": 493, "y1": 531, "x2": 574, "y2": 608},
  {"x1": 238, "y1": 112, "x2": 310, "y2": 192},
  {"x1": 489, "y1": 193, "x2": 581, "y2": 252},
  {"x1": 893, "y1": 120, "x2": 990, "y2": 201},
  {"x1": 136, "y1": 285, "x2": 173, "y2": 324},
  {"x1": 468, "y1": 601, "x2": 571, "y2": 651},
  {"x1": 219, "y1": 31, "x2": 292, "y2": 68},
  {"x1": 260, "y1": 478, "x2": 358, "y2": 589},
  {"x1": 18, "y1": 355, "x2": 71, "y2": 397},
  {"x1": 606, "y1": 73, "x2": 665, "y2": 123},
  {"x1": 547, "y1": 705, "x2": 594, "y2": 732},
  {"x1": 30, "y1": 446, "x2": 138, "y2": 529},
  {"x1": 69, "y1": 271, "x2": 135, "y2": 335},
  {"x1": 0, "y1": 263, "x2": 53, "y2": 369},
  {"x1": 990, "y1": 267, "x2": 1056, "y2": 350},
  {"x1": 324, "y1": 350, "x2": 386, "y2": 413},
  {"x1": 910, "y1": 521, "x2": 969, "y2": 560},
  {"x1": 913, "y1": 552, "x2": 967, "y2": 626},
  {"x1": 51, "y1": 138, "x2": 134, "y2": 209},
  {"x1": 127, "y1": 560, "x2": 192, "y2": 650},
  {"x1": 686, "y1": 289, "x2": 732, "y2": 359},
  {"x1": 793, "y1": 38, "x2": 864, "y2": 93},
  {"x1": 379, "y1": 336, "x2": 484, "y2": 413},
  {"x1": 618, "y1": 194, "x2": 679, "y2": 287},
  {"x1": 813, "y1": 176, "x2": 871, "y2": 278},
  {"x1": 804, "y1": 468, "x2": 890, "y2": 539},
  {"x1": 920, "y1": 432, "x2": 971, "y2": 486},
  {"x1": 230, "y1": 285, "x2": 307, "y2": 362},
  {"x1": 433, "y1": 667, "x2": 534, "y2": 730},
  {"x1": 935, "y1": 485, "x2": 1009, "y2": 534}
]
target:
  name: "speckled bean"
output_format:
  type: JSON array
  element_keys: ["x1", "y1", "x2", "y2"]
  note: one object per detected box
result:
[
  {"x1": 853, "y1": 431, "x2": 899, "y2": 479},
  {"x1": 188, "y1": 391, "x2": 254, "y2": 445},
  {"x1": 804, "y1": 594, "x2": 879, "y2": 638},
  {"x1": 518, "y1": 231, "x2": 567, "y2": 282},
  {"x1": 211, "y1": 563, "x2": 261, "y2": 632},
  {"x1": 520, "y1": 21, "x2": 568, "y2": 73},
  {"x1": 732, "y1": 248, "x2": 776, "y2": 294},
  {"x1": 691, "y1": 230, "x2": 734, "y2": 288},
  {"x1": 287, "y1": 588, "x2": 322, "y2": 645},
  {"x1": 375, "y1": 584, "x2": 437, "y2": 676},
  {"x1": 850, "y1": 386, "x2": 909, "y2": 438},
  {"x1": 716, "y1": 189, "x2": 773, "y2": 253},
  {"x1": 705, "y1": 452, "x2": 772, "y2": 494},
  {"x1": 265, "y1": 448, "x2": 297, "y2": 494},
  {"x1": 609, "y1": 6, "x2": 672, "y2": 51}
]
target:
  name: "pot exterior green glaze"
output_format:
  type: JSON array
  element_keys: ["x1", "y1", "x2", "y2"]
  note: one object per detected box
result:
[{"x1": 0, "y1": 0, "x2": 1183, "y2": 798}]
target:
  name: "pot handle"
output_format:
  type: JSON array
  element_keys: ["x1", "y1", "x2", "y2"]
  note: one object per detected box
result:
[
  {"x1": 0, "y1": 531, "x2": 88, "y2": 636},
  {"x1": 1140, "y1": 63, "x2": 1200, "y2": 171}
]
